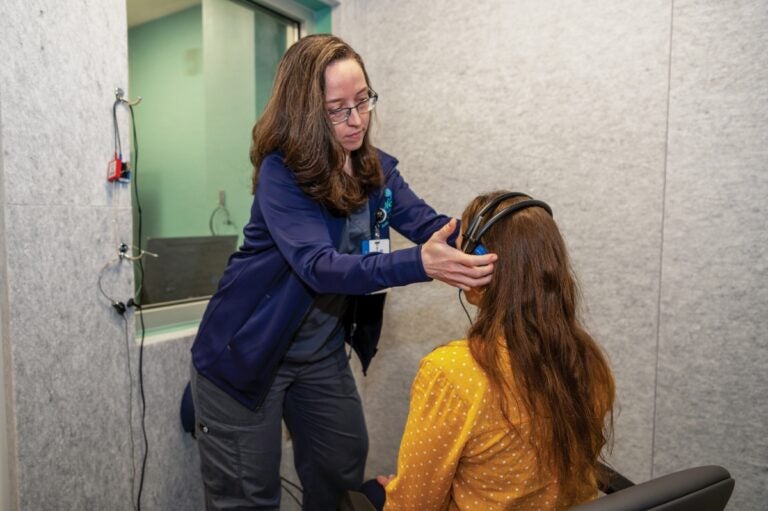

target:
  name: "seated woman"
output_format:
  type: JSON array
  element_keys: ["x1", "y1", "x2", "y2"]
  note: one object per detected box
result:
[{"x1": 374, "y1": 191, "x2": 616, "y2": 510}]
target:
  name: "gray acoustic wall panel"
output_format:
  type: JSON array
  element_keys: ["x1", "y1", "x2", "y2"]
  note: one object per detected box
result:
[
  {"x1": 0, "y1": 0, "x2": 134, "y2": 507},
  {"x1": 5, "y1": 207, "x2": 133, "y2": 510},
  {"x1": 138, "y1": 335, "x2": 205, "y2": 510},
  {"x1": 655, "y1": 2, "x2": 768, "y2": 510},
  {"x1": 336, "y1": 0, "x2": 671, "y2": 485},
  {"x1": 0, "y1": 0, "x2": 202, "y2": 509},
  {"x1": 335, "y1": 1, "x2": 767, "y2": 509}
]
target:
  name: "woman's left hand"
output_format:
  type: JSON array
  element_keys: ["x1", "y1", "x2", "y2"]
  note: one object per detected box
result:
[{"x1": 376, "y1": 473, "x2": 396, "y2": 487}]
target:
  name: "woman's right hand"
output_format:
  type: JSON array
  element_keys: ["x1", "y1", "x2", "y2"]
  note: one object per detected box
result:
[{"x1": 421, "y1": 218, "x2": 496, "y2": 291}]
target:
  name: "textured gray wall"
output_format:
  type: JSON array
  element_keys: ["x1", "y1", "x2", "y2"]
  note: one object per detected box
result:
[
  {"x1": 0, "y1": 57, "x2": 12, "y2": 511},
  {"x1": 1, "y1": 0, "x2": 132, "y2": 508},
  {"x1": 0, "y1": 0, "x2": 203, "y2": 509},
  {"x1": 655, "y1": 0, "x2": 768, "y2": 503},
  {"x1": 334, "y1": 1, "x2": 767, "y2": 510}
]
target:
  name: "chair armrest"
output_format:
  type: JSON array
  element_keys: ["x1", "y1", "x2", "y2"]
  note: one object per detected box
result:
[{"x1": 597, "y1": 462, "x2": 635, "y2": 494}]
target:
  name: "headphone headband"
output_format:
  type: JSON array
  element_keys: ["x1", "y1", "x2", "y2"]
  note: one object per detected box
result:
[{"x1": 461, "y1": 193, "x2": 553, "y2": 254}]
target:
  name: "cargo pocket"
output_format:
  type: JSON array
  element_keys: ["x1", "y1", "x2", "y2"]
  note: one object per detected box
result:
[{"x1": 197, "y1": 420, "x2": 245, "y2": 499}]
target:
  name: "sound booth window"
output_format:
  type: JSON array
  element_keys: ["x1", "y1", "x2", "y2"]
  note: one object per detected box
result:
[{"x1": 126, "y1": 0, "x2": 319, "y2": 330}]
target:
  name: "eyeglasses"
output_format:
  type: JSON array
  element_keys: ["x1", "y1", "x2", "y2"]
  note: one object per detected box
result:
[{"x1": 327, "y1": 90, "x2": 378, "y2": 125}]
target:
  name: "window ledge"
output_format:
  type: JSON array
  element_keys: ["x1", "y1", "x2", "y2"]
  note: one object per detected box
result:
[{"x1": 136, "y1": 299, "x2": 207, "y2": 344}]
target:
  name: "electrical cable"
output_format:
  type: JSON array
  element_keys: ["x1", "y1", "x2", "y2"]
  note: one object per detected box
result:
[
  {"x1": 281, "y1": 476, "x2": 304, "y2": 494},
  {"x1": 97, "y1": 258, "x2": 122, "y2": 305},
  {"x1": 208, "y1": 205, "x2": 235, "y2": 236},
  {"x1": 107, "y1": 93, "x2": 147, "y2": 510},
  {"x1": 110, "y1": 98, "x2": 131, "y2": 182},
  {"x1": 281, "y1": 483, "x2": 302, "y2": 507},
  {"x1": 126, "y1": 102, "x2": 150, "y2": 511},
  {"x1": 113, "y1": 99, "x2": 123, "y2": 160},
  {"x1": 97, "y1": 254, "x2": 138, "y2": 510},
  {"x1": 121, "y1": 312, "x2": 138, "y2": 511},
  {"x1": 281, "y1": 475, "x2": 303, "y2": 506},
  {"x1": 458, "y1": 289, "x2": 473, "y2": 325}
]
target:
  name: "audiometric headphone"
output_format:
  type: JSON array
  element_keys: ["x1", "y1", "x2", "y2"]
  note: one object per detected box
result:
[{"x1": 460, "y1": 192, "x2": 553, "y2": 255}]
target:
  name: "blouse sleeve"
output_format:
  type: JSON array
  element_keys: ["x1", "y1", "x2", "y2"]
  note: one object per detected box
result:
[{"x1": 384, "y1": 359, "x2": 474, "y2": 510}]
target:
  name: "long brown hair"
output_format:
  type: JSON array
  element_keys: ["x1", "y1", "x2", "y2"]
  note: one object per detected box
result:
[
  {"x1": 250, "y1": 34, "x2": 383, "y2": 216},
  {"x1": 463, "y1": 191, "x2": 615, "y2": 497}
]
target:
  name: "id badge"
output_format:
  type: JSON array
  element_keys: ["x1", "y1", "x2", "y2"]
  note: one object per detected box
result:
[{"x1": 362, "y1": 238, "x2": 391, "y2": 254}]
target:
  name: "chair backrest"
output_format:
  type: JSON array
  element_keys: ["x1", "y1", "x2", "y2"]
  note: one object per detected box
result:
[{"x1": 569, "y1": 465, "x2": 734, "y2": 511}]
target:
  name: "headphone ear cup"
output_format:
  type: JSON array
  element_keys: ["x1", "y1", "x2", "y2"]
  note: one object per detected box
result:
[{"x1": 473, "y1": 244, "x2": 488, "y2": 256}]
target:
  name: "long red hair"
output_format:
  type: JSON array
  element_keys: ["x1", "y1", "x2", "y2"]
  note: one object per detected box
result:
[{"x1": 463, "y1": 191, "x2": 615, "y2": 498}]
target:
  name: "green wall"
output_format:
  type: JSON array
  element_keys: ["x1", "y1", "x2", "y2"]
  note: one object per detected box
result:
[
  {"x1": 128, "y1": 6, "x2": 209, "y2": 242},
  {"x1": 128, "y1": 1, "x2": 329, "y2": 250},
  {"x1": 202, "y1": 0, "x2": 257, "y2": 244}
]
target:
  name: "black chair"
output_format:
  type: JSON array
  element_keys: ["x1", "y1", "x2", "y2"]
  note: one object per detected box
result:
[
  {"x1": 571, "y1": 464, "x2": 735, "y2": 511},
  {"x1": 339, "y1": 464, "x2": 734, "y2": 511}
]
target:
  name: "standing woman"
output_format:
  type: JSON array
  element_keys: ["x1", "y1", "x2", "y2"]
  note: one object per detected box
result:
[
  {"x1": 377, "y1": 191, "x2": 615, "y2": 510},
  {"x1": 189, "y1": 34, "x2": 496, "y2": 510}
]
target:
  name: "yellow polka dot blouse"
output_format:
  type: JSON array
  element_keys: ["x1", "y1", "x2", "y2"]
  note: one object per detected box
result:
[{"x1": 384, "y1": 340, "x2": 596, "y2": 510}]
